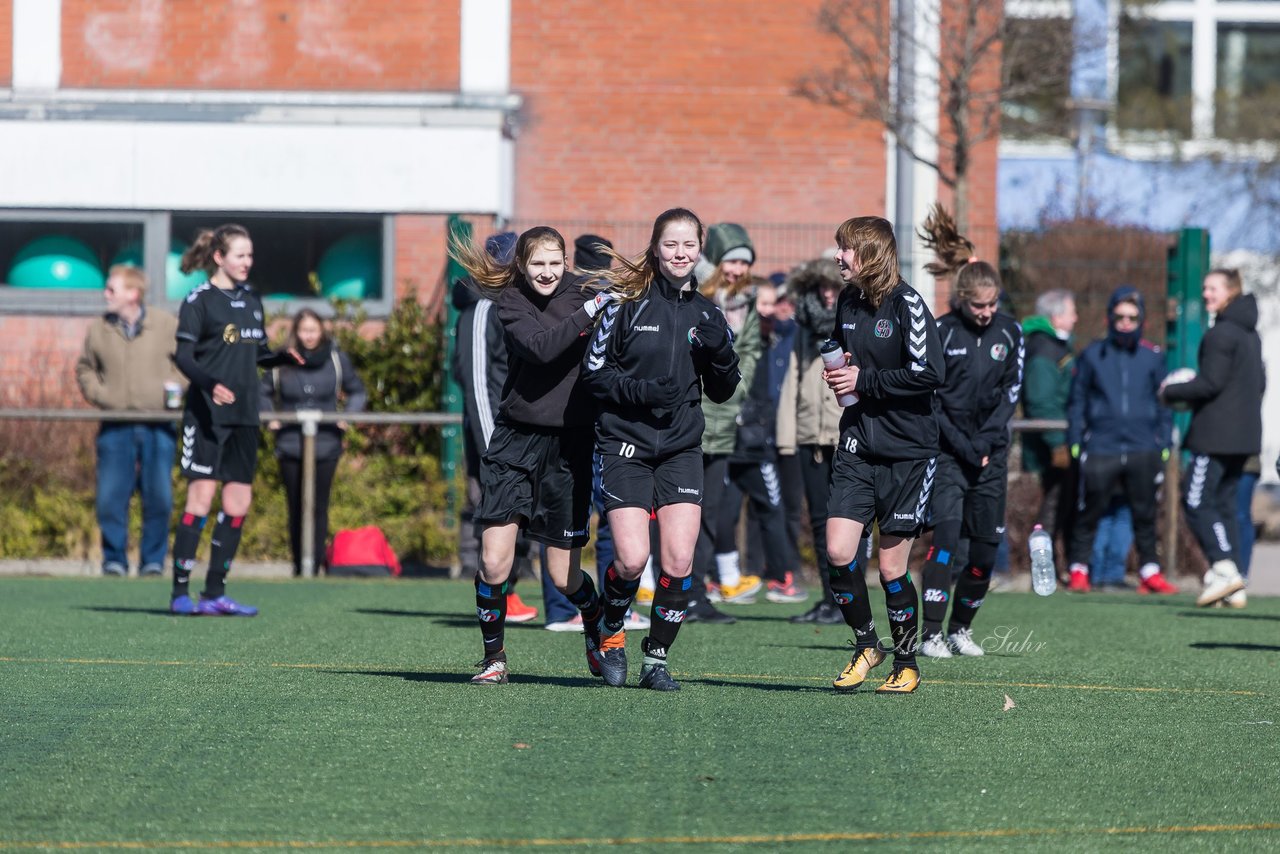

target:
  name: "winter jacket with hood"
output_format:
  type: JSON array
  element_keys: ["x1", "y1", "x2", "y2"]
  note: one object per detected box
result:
[
  {"x1": 833, "y1": 279, "x2": 945, "y2": 460},
  {"x1": 777, "y1": 259, "x2": 844, "y2": 452},
  {"x1": 583, "y1": 275, "x2": 740, "y2": 459},
  {"x1": 934, "y1": 308, "x2": 1024, "y2": 468},
  {"x1": 262, "y1": 342, "x2": 367, "y2": 460},
  {"x1": 1019, "y1": 314, "x2": 1074, "y2": 474},
  {"x1": 701, "y1": 302, "x2": 761, "y2": 456},
  {"x1": 1066, "y1": 286, "x2": 1171, "y2": 456},
  {"x1": 1162, "y1": 292, "x2": 1264, "y2": 456}
]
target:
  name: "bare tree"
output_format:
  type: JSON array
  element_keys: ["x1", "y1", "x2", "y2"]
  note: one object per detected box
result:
[{"x1": 797, "y1": 0, "x2": 1074, "y2": 233}]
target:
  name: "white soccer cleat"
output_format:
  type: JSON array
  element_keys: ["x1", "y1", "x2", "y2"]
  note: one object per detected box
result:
[
  {"x1": 919, "y1": 634, "x2": 953, "y2": 659},
  {"x1": 947, "y1": 627, "x2": 985, "y2": 657},
  {"x1": 1197, "y1": 559, "x2": 1245, "y2": 607}
]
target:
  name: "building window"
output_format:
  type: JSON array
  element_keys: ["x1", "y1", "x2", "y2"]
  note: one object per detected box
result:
[
  {"x1": 1002, "y1": 15, "x2": 1075, "y2": 140},
  {"x1": 1116, "y1": 19, "x2": 1194, "y2": 137},
  {"x1": 1215, "y1": 22, "x2": 1280, "y2": 140}
]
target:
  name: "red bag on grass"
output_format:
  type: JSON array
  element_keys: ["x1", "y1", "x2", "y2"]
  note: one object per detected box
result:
[{"x1": 326, "y1": 526, "x2": 402, "y2": 577}]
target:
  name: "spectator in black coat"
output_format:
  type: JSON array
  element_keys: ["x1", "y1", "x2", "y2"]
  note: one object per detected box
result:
[{"x1": 263, "y1": 309, "x2": 366, "y2": 576}]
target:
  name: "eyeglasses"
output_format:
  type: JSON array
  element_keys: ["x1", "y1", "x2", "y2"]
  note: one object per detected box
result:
[{"x1": 1111, "y1": 313, "x2": 1140, "y2": 324}]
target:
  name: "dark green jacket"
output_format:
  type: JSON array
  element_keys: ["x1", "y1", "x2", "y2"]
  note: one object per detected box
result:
[
  {"x1": 702, "y1": 306, "x2": 761, "y2": 455},
  {"x1": 1020, "y1": 315, "x2": 1073, "y2": 474}
]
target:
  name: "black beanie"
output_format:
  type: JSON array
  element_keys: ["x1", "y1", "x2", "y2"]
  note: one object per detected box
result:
[{"x1": 574, "y1": 234, "x2": 613, "y2": 272}]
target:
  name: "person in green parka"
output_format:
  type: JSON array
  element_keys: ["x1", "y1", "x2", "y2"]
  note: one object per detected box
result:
[{"x1": 1020, "y1": 289, "x2": 1077, "y2": 546}]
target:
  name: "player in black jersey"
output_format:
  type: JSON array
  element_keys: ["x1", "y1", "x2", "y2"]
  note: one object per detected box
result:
[
  {"x1": 581, "y1": 208, "x2": 740, "y2": 691},
  {"x1": 449, "y1": 226, "x2": 615, "y2": 685},
  {"x1": 916, "y1": 205, "x2": 1023, "y2": 659},
  {"x1": 168, "y1": 224, "x2": 301, "y2": 616},
  {"x1": 823, "y1": 216, "x2": 944, "y2": 694}
]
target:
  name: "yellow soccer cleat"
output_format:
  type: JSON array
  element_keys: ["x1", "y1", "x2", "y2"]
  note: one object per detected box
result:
[
  {"x1": 875, "y1": 664, "x2": 921, "y2": 694},
  {"x1": 833, "y1": 645, "x2": 885, "y2": 691},
  {"x1": 719, "y1": 575, "x2": 763, "y2": 604}
]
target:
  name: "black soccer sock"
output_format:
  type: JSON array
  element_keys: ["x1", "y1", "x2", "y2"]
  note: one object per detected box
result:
[
  {"x1": 566, "y1": 572, "x2": 602, "y2": 647},
  {"x1": 949, "y1": 540, "x2": 998, "y2": 632},
  {"x1": 601, "y1": 563, "x2": 640, "y2": 634},
  {"x1": 881, "y1": 572, "x2": 920, "y2": 667},
  {"x1": 920, "y1": 537, "x2": 958, "y2": 639},
  {"x1": 828, "y1": 559, "x2": 878, "y2": 649},
  {"x1": 171, "y1": 512, "x2": 206, "y2": 599},
  {"x1": 642, "y1": 635, "x2": 669, "y2": 667},
  {"x1": 474, "y1": 575, "x2": 510, "y2": 661},
  {"x1": 647, "y1": 571, "x2": 691, "y2": 653},
  {"x1": 202, "y1": 512, "x2": 245, "y2": 600}
]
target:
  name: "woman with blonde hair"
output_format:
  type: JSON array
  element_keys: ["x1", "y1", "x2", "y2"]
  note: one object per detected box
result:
[
  {"x1": 450, "y1": 226, "x2": 614, "y2": 685},
  {"x1": 581, "y1": 208, "x2": 741, "y2": 691},
  {"x1": 1162, "y1": 268, "x2": 1264, "y2": 607},
  {"x1": 822, "y1": 215, "x2": 944, "y2": 694},
  {"x1": 915, "y1": 205, "x2": 1023, "y2": 658}
]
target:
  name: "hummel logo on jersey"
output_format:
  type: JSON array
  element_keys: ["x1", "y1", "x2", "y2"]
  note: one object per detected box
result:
[
  {"x1": 947, "y1": 348, "x2": 968, "y2": 356},
  {"x1": 842, "y1": 323, "x2": 856, "y2": 330},
  {"x1": 893, "y1": 512, "x2": 916, "y2": 521},
  {"x1": 923, "y1": 589, "x2": 949, "y2": 603},
  {"x1": 562, "y1": 528, "x2": 588, "y2": 538},
  {"x1": 677, "y1": 487, "x2": 700, "y2": 495},
  {"x1": 633, "y1": 324, "x2": 660, "y2": 332},
  {"x1": 229, "y1": 300, "x2": 246, "y2": 308}
]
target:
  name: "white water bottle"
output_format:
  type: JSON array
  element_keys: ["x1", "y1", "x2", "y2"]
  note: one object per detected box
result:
[
  {"x1": 1029, "y1": 525, "x2": 1056, "y2": 596},
  {"x1": 819, "y1": 339, "x2": 859, "y2": 406}
]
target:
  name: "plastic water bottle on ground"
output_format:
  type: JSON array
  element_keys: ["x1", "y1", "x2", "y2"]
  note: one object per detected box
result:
[
  {"x1": 819, "y1": 339, "x2": 859, "y2": 406},
  {"x1": 1029, "y1": 525, "x2": 1056, "y2": 596}
]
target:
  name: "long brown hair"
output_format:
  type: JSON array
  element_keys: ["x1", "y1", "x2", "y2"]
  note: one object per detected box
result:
[
  {"x1": 449, "y1": 226, "x2": 567, "y2": 301},
  {"x1": 918, "y1": 203, "x2": 1000, "y2": 304},
  {"x1": 287, "y1": 307, "x2": 330, "y2": 352},
  {"x1": 595, "y1": 208, "x2": 704, "y2": 302},
  {"x1": 834, "y1": 215, "x2": 899, "y2": 308},
  {"x1": 180, "y1": 224, "x2": 251, "y2": 276}
]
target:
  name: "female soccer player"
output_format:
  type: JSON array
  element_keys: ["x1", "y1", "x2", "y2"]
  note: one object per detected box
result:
[
  {"x1": 169, "y1": 224, "x2": 301, "y2": 615},
  {"x1": 582, "y1": 208, "x2": 741, "y2": 691},
  {"x1": 451, "y1": 226, "x2": 614, "y2": 685},
  {"x1": 916, "y1": 206, "x2": 1023, "y2": 658},
  {"x1": 1162, "y1": 268, "x2": 1264, "y2": 607},
  {"x1": 822, "y1": 216, "x2": 944, "y2": 694}
]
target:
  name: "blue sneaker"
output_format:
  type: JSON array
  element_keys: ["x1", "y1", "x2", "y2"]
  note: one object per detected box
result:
[
  {"x1": 195, "y1": 595, "x2": 259, "y2": 617},
  {"x1": 170, "y1": 594, "x2": 198, "y2": 615}
]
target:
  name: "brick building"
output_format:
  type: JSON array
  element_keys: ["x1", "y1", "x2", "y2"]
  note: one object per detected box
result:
[{"x1": 0, "y1": 0, "x2": 997, "y2": 404}]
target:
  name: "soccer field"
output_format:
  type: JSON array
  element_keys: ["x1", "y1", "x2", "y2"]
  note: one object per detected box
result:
[{"x1": 2, "y1": 577, "x2": 1278, "y2": 852}]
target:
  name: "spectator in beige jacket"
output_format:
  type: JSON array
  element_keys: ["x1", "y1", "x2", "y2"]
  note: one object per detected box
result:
[{"x1": 75, "y1": 265, "x2": 186, "y2": 577}]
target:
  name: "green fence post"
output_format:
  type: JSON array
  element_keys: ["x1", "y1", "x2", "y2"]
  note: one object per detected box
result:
[
  {"x1": 1166, "y1": 227, "x2": 1210, "y2": 437},
  {"x1": 441, "y1": 216, "x2": 472, "y2": 522}
]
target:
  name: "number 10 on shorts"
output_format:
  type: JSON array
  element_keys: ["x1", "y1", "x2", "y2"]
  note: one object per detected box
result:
[{"x1": 619, "y1": 442, "x2": 636, "y2": 458}]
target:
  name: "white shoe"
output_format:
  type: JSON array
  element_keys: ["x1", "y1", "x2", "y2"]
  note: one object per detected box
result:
[
  {"x1": 623, "y1": 609, "x2": 651, "y2": 630},
  {"x1": 1197, "y1": 559, "x2": 1245, "y2": 607},
  {"x1": 545, "y1": 615, "x2": 585, "y2": 633},
  {"x1": 920, "y1": 634, "x2": 953, "y2": 658},
  {"x1": 1223, "y1": 589, "x2": 1247, "y2": 609},
  {"x1": 947, "y1": 627, "x2": 985, "y2": 657}
]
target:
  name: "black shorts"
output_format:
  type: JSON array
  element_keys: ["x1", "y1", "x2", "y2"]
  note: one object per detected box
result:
[
  {"x1": 474, "y1": 424, "x2": 592, "y2": 548},
  {"x1": 928, "y1": 452, "x2": 1008, "y2": 543},
  {"x1": 828, "y1": 449, "x2": 935, "y2": 537},
  {"x1": 179, "y1": 413, "x2": 259, "y2": 484},
  {"x1": 598, "y1": 445, "x2": 703, "y2": 513}
]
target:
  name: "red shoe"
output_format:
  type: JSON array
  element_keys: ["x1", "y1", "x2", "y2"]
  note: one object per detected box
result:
[
  {"x1": 506, "y1": 593, "x2": 539, "y2": 624},
  {"x1": 1067, "y1": 571, "x2": 1091, "y2": 594},
  {"x1": 1138, "y1": 572, "x2": 1178, "y2": 595}
]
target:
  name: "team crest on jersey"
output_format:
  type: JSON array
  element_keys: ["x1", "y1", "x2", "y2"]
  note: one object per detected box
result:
[
  {"x1": 222, "y1": 324, "x2": 239, "y2": 344},
  {"x1": 990, "y1": 343, "x2": 1009, "y2": 361},
  {"x1": 874, "y1": 319, "x2": 893, "y2": 338}
]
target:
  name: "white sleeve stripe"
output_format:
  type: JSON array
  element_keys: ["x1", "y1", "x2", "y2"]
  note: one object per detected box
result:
[
  {"x1": 585, "y1": 301, "x2": 620, "y2": 372},
  {"x1": 473, "y1": 300, "x2": 496, "y2": 448}
]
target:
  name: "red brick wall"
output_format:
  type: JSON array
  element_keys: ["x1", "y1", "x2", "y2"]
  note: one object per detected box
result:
[
  {"x1": 394, "y1": 215, "x2": 454, "y2": 313},
  {"x1": 0, "y1": 316, "x2": 91, "y2": 408},
  {"x1": 0, "y1": 0, "x2": 12, "y2": 87},
  {"x1": 60, "y1": 0, "x2": 460, "y2": 90},
  {"x1": 510, "y1": 0, "x2": 890, "y2": 239}
]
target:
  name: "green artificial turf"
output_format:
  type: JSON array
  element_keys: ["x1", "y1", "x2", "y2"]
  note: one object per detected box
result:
[{"x1": 1, "y1": 576, "x2": 1278, "y2": 852}]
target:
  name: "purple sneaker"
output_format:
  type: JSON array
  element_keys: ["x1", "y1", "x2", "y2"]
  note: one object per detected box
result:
[
  {"x1": 170, "y1": 594, "x2": 198, "y2": 615},
  {"x1": 195, "y1": 595, "x2": 259, "y2": 617}
]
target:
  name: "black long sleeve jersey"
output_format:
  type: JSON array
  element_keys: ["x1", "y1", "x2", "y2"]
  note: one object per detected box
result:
[
  {"x1": 834, "y1": 280, "x2": 945, "y2": 460},
  {"x1": 494, "y1": 274, "x2": 598, "y2": 430},
  {"x1": 582, "y1": 276, "x2": 740, "y2": 459},
  {"x1": 176, "y1": 281, "x2": 281, "y2": 427},
  {"x1": 934, "y1": 310, "x2": 1024, "y2": 467}
]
